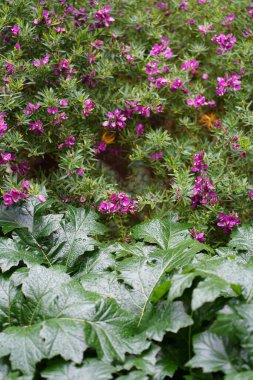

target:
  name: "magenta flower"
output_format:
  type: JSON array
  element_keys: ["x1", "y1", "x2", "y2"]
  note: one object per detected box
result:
[
  {"x1": 23, "y1": 103, "x2": 40, "y2": 115},
  {"x1": 216, "y1": 73, "x2": 241, "y2": 96},
  {"x1": 103, "y1": 109, "x2": 127, "y2": 131},
  {"x1": 212, "y1": 34, "x2": 236, "y2": 54},
  {"x1": 151, "y1": 152, "x2": 163, "y2": 160},
  {"x1": 191, "y1": 176, "x2": 218, "y2": 207},
  {"x1": 150, "y1": 36, "x2": 173, "y2": 59},
  {"x1": 136, "y1": 124, "x2": 144, "y2": 135},
  {"x1": 247, "y1": 4, "x2": 253, "y2": 18},
  {"x1": 0, "y1": 113, "x2": 8, "y2": 137},
  {"x1": 249, "y1": 190, "x2": 253, "y2": 200},
  {"x1": 94, "y1": 141, "x2": 107, "y2": 154},
  {"x1": 98, "y1": 193, "x2": 137, "y2": 214},
  {"x1": 47, "y1": 107, "x2": 59, "y2": 114},
  {"x1": 29, "y1": 120, "x2": 44, "y2": 134},
  {"x1": 187, "y1": 95, "x2": 213, "y2": 108},
  {"x1": 181, "y1": 60, "x2": 199, "y2": 74},
  {"x1": 11, "y1": 24, "x2": 20, "y2": 36},
  {"x1": 60, "y1": 99, "x2": 68, "y2": 106},
  {"x1": 171, "y1": 78, "x2": 183, "y2": 91},
  {"x1": 22, "y1": 180, "x2": 30, "y2": 191},
  {"x1": 83, "y1": 99, "x2": 95, "y2": 116},
  {"x1": 95, "y1": 6, "x2": 115, "y2": 27},
  {"x1": 33, "y1": 54, "x2": 50, "y2": 67},
  {"x1": 217, "y1": 212, "x2": 240, "y2": 233},
  {"x1": 191, "y1": 151, "x2": 208, "y2": 173},
  {"x1": 179, "y1": 1, "x2": 189, "y2": 12},
  {"x1": 3, "y1": 189, "x2": 28, "y2": 207},
  {"x1": 0, "y1": 152, "x2": 14, "y2": 164},
  {"x1": 189, "y1": 228, "x2": 205, "y2": 243},
  {"x1": 38, "y1": 195, "x2": 46, "y2": 203},
  {"x1": 65, "y1": 136, "x2": 76, "y2": 149}
]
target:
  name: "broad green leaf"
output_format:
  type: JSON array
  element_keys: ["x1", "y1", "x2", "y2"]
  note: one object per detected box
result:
[
  {"x1": 118, "y1": 239, "x2": 202, "y2": 324},
  {"x1": 83, "y1": 298, "x2": 150, "y2": 362},
  {"x1": 3, "y1": 372, "x2": 33, "y2": 380},
  {"x1": 42, "y1": 359, "x2": 115, "y2": 380},
  {"x1": 81, "y1": 272, "x2": 135, "y2": 313},
  {"x1": 122, "y1": 344, "x2": 160, "y2": 373},
  {"x1": 191, "y1": 277, "x2": 235, "y2": 311},
  {"x1": 116, "y1": 371, "x2": 148, "y2": 380},
  {"x1": 0, "y1": 275, "x2": 22, "y2": 327},
  {"x1": 141, "y1": 301, "x2": 193, "y2": 341},
  {"x1": 194, "y1": 257, "x2": 253, "y2": 299},
  {"x1": 0, "y1": 325, "x2": 46, "y2": 375},
  {"x1": 0, "y1": 238, "x2": 43, "y2": 272},
  {"x1": 49, "y1": 207, "x2": 107, "y2": 269},
  {"x1": 121, "y1": 344, "x2": 177, "y2": 379},
  {"x1": 132, "y1": 218, "x2": 191, "y2": 250},
  {"x1": 168, "y1": 273, "x2": 196, "y2": 301},
  {"x1": 228, "y1": 226, "x2": 253, "y2": 255},
  {"x1": 225, "y1": 371, "x2": 253, "y2": 380},
  {"x1": 187, "y1": 332, "x2": 236, "y2": 373},
  {"x1": 74, "y1": 246, "x2": 116, "y2": 278},
  {"x1": 0, "y1": 202, "x2": 34, "y2": 234}
]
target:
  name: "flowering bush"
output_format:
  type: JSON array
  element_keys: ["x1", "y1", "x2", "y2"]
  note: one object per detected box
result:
[{"x1": 0, "y1": 0, "x2": 252, "y2": 242}]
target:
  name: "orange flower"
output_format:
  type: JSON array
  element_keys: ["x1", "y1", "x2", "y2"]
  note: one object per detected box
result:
[
  {"x1": 199, "y1": 113, "x2": 219, "y2": 129},
  {"x1": 102, "y1": 131, "x2": 116, "y2": 144}
]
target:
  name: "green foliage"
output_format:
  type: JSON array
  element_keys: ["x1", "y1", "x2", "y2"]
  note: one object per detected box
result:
[{"x1": 0, "y1": 201, "x2": 252, "y2": 378}]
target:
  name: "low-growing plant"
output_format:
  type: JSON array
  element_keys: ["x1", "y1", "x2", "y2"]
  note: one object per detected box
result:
[{"x1": 0, "y1": 199, "x2": 252, "y2": 379}]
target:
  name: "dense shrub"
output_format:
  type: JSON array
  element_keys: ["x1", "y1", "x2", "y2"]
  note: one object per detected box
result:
[{"x1": 0, "y1": 0, "x2": 252, "y2": 240}]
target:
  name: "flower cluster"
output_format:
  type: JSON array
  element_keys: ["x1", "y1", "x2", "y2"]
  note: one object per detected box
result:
[
  {"x1": 191, "y1": 176, "x2": 218, "y2": 207},
  {"x1": 98, "y1": 193, "x2": 137, "y2": 214},
  {"x1": 103, "y1": 109, "x2": 127, "y2": 131},
  {"x1": 0, "y1": 113, "x2": 7, "y2": 137},
  {"x1": 189, "y1": 227, "x2": 205, "y2": 242},
  {"x1": 191, "y1": 151, "x2": 208, "y2": 173},
  {"x1": 211, "y1": 34, "x2": 236, "y2": 54},
  {"x1": 217, "y1": 212, "x2": 240, "y2": 233},
  {"x1": 186, "y1": 95, "x2": 215, "y2": 108},
  {"x1": 216, "y1": 73, "x2": 241, "y2": 96}
]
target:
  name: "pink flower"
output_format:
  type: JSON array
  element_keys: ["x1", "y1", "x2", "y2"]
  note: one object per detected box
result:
[
  {"x1": 98, "y1": 193, "x2": 137, "y2": 214},
  {"x1": 0, "y1": 152, "x2": 14, "y2": 164},
  {"x1": 22, "y1": 180, "x2": 30, "y2": 191},
  {"x1": 38, "y1": 195, "x2": 46, "y2": 203},
  {"x1": 3, "y1": 189, "x2": 28, "y2": 207},
  {"x1": 23, "y1": 103, "x2": 40, "y2": 115},
  {"x1": 249, "y1": 190, "x2": 253, "y2": 200},
  {"x1": 191, "y1": 176, "x2": 218, "y2": 207},
  {"x1": 151, "y1": 152, "x2": 163, "y2": 160},
  {"x1": 150, "y1": 36, "x2": 173, "y2": 59},
  {"x1": 95, "y1": 6, "x2": 115, "y2": 28},
  {"x1": 0, "y1": 113, "x2": 8, "y2": 137},
  {"x1": 60, "y1": 99, "x2": 68, "y2": 106},
  {"x1": 136, "y1": 124, "x2": 144, "y2": 135},
  {"x1": 191, "y1": 151, "x2": 208, "y2": 173},
  {"x1": 216, "y1": 73, "x2": 241, "y2": 96},
  {"x1": 83, "y1": 99, "x2": 95, "y2": 116},
  {"x1": 186, "y1": 95, "x2": 206, "y2": 108},
  {"x1": 212, "y1": 34, "x2": 236, "y2": 54},
  {"x1": 189, "y1": 228, "x2": 205, "y2": 242},
  {"x1": 33, "y1": 54, "x2": 50, "y2": 67},
  {"x1": 29, "y1": 120, "x2": 44, "y2": 134},
  {"x1": 65, "y1": 136, "x2": 76, "y2": 149},
  {"x1": 103, "y1": 109, "x2": 127, "y2": 131},
  {"x1": 181, "y1": 60, "x2": 199, "y2": 74},
  {"x1": 217, "y1": 212, "x2": 240, "y2": 233},
  {"x1": 47, "y1": 107, "x2": 59, "y2": 114},
  {"x1": 11, "y1": 24, "x2": 20, "y2": 36}
]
